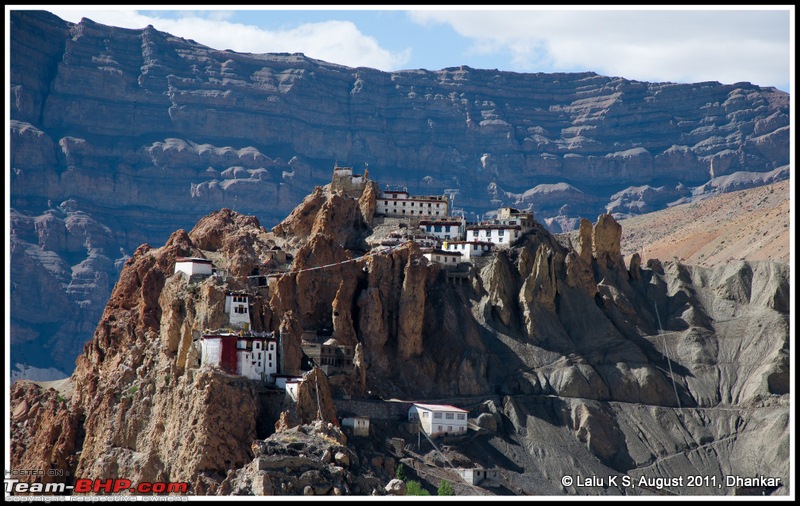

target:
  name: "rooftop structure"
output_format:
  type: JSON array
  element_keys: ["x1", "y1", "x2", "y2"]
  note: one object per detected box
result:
[{"x1": 331, "y1": 165, "x2": 369, "y2": 197}]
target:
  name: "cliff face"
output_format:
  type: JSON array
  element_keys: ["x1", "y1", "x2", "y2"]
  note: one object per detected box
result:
[
  {"x1": 10, "y1": 180, "x2": 790, "y2": 495},
  {"x1": 9, "y1": 10, "x2": 790, "y2": 376}
]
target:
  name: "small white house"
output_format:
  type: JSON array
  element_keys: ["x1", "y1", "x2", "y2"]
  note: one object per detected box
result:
[
  {"x1": 342, "y1": 416, "x2": 370, "y2": 436},
  {"x1": 174, "y1": 257, "x2": 213, "y2": 277},
  {"x1": 418, "y1": 219, "x2": 464, "y2": 241},
  {"x1": 442, "y1": 241, "x2": 494, "y2": 260},
  {"x1": 422, "y1": 249, "x2": 462, "y2": 267},
  {"x1": 455, "y1": 468, "x2": 501, "y2": 486},
  {"x1": 466, "y1": 225, "x2": 522, "y2": 247},
  {"x1": 408, "y1": 403, "x2": 468, "y2": 437},
  {"x1": 225, "y1": 292, "x2": 251, "y2": 329},
  {"x1": 275, "y1": 375, "x2": 302, "y2": 389}
]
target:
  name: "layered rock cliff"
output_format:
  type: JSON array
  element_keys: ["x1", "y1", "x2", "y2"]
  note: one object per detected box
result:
[
  {"x1": 10, "y1": 180, "x2": 790, "y2": 495},
  {"x1": 9, "y1": 10, "x2": 790, "y2": 377}
]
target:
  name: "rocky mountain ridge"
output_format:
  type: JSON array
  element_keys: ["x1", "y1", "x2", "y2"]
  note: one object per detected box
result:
[
  {"x1": 9, "y1": 10, "x2": 790, "y2": 377},
  {"x1": 10, "y1": 178, "x2": 790, "y2": 496}
]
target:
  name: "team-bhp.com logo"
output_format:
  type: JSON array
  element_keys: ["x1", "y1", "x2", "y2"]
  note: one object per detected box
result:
[{"x1": 5, "y1": 478, "x2": 188, "y2": 495}]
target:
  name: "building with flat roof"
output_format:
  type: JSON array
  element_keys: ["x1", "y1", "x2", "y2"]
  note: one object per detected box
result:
[
  {"x1": 376, "y1": 188, "x2": 450, "y2": 218},
  {"x1": 408, "y1": 403, "x2": 468, "y2": 437},
  {"x1": 174, "y1": 257, "x2": 213, "y2": 277},
  {"x1": 200, "y1": 330, "x2": 278, "y2": 382},
  {"x1": 442, "y1": 240, "x2": 494, "y2": 260},
  {"x1": 418, "y1": 218, "x2": 464, "y2": 241},
  {"x1": 422, "y1": 249, "x2": 462, "y2": 267}
]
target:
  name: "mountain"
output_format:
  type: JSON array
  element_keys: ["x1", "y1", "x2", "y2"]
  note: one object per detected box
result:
[
  {"x1": 10, "y1": 178, "x2": 790, "y2": 496},
  {"x1": 558, "y1": 179, "x2": 790, "y2": 268},
  {"x1": 617, "y1": 179, "x2": 790, "y2": 267},
  {"x1": 8, "y1": 9, "x2": 790, "y2": 380}
]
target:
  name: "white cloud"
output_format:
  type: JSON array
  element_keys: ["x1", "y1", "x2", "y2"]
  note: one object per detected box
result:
[
  {"x1": 47, "y1": 9, "x2": 411, "y2": 71},
  {"x1": 408, "y1": 8, "x2": 790, "y2": 89}
]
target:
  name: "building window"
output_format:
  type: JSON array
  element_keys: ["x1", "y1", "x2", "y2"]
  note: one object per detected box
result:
[
  {"x1": 422, "y1": 412, "x2": 429, "y2": 418},
  {"x1": 448, "y1": 426, "x2": 453, "y2": 432},
  {"x1": 268, "y1": 353, "x2": 272, "y2": 360},
  {"x1": 498, "y1": 229, "x2": 504, "y2": 236},
  {"x1": 446, "y1": 413, "x2": 454, "y2": 419},
  {"x1": 457, "y1": 413, "x2": 466, "y2": 420},
  {"x1": 434, "y1": 413, "x2": 442, "y2": 419}
]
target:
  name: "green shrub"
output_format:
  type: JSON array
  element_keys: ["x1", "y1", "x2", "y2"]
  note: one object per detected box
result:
[
  {"x1": 437, "y1": 479, "x2": 455, "y2": 496},
  {"x1": 396, "y1": 463, "x2": 407, "y2": 481},
  {"x1": 406, "y1": 480, "x2": 430, "y2": 496}
]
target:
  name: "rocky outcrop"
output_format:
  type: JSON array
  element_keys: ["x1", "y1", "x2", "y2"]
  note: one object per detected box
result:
[
  {"x1": 592, "y1": 213, "x2": 624, "y2": 269},
  {"x1": 10, "y1": 381, "x2": 79, "y2": 487},
  {"x1": 275, "y1": 368, "x2": 338, "y2": 432},
  {"x1": 223, "y1": 421, "x2": 384, "y2": 496}
]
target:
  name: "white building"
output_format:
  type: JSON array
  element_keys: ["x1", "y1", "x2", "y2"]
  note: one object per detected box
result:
[
  {"x1": 408, "y1": 403, "x2": 468, "y2": 437},
  {"x1": 376, "y1": 189, "x2": 450, "y2": 218},
  {"x1": 275, "y1": 374, "x2": 302, "y2": 389},
  {"x1": 342, "y1": 416, "x2": 370, "y2": 437},
  {"x1": 200, "y1": 331, "x2": 278, "y2": 382},
  {"x1": 418, "y1": 219, "x2": 464, "y2": 241},
  {"x1": 455, "y1": 468, "x2": 501, "y2": 487},
  {"x1": 225, "y1": 292, "x2": 251, "y2": 329},
  {"x1": 174, "y1": 257, "x2": 213, "y2": 277},
  {"x1": 442, "y1": 240, "x2": 494, "y2": 260},
  {"x1": 466, "y1": 224, "x2": 522, "y2": 247},
  {"x1": 422, "y1": 249, "x2": 462, "y2": 267},
  {"x1": 236, "y1": 336, "x2": 278, "y2": 382}
]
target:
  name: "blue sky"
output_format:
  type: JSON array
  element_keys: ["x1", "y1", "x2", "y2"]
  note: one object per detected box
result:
[{"x1": 16, "y1": 6, "x2": 796, "y2": 92}]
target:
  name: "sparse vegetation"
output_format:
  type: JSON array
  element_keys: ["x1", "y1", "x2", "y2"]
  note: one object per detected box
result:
[
  {"x1": 396, "y1": 463, "x2": 407, "y2": 481},
  {"x1": 437, "y1": 479, "x2": 455, "y2": 496},
  {"x1": 406, "y1": 480, "x2": 430, "y2": 496}
]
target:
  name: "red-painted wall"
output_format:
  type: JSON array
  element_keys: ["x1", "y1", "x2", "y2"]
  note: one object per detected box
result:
[{"x1": 220, "y1": 337, "x2": 238, "y2": 374}]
